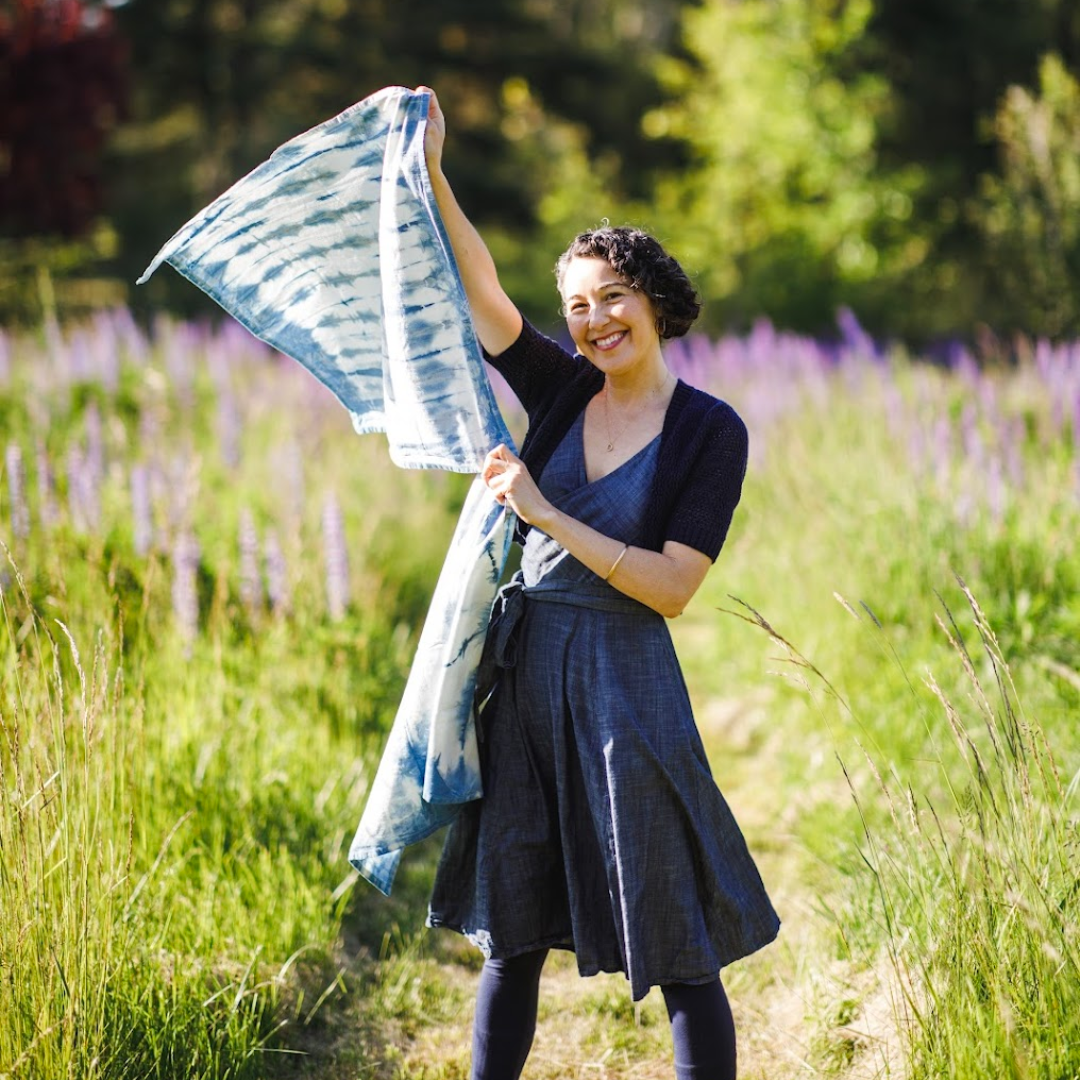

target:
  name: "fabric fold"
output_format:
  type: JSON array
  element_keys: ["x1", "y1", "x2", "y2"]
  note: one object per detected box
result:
[{"x1": 138, "y1": 85, "x2": 517, "y2": 894}]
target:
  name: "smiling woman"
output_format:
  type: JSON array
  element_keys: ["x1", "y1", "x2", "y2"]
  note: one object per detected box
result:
[{"x1": 417, "y1": 84, "x2": 779, "y2": 1080}]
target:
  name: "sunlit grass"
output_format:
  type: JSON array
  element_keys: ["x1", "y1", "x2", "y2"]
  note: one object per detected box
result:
[{"x1": 1, "y1": 309, "x2": 1078, "y2": 1076}]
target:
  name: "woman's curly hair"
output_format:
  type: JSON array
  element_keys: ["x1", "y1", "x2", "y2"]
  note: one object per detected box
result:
[{"x1": 555, "y1": 225, "x2": 701, "y2": 340}]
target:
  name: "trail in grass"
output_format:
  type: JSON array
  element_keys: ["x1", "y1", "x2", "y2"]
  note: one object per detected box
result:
[{"x1": 298, "y1": 611, "x2": 905, "y2": 1080}]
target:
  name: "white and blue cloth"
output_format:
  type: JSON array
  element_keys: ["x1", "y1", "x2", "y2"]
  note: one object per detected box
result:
[{"x1": 139, "y1": 86, "x2": 515, "y2": 894}]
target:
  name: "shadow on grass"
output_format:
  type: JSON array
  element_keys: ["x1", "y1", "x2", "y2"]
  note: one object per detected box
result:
[{"x1": 273, "y1": 831, "x2": 479, "y2": 1079}]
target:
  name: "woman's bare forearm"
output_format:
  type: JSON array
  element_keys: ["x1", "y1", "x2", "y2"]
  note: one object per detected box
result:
[
  {"x1": 426, "y1": 166, "x2": 521, "y2": 354},
  {"x1": 419, "y1": 86, "x2": 521, "y2": 355},
  {"x1": 535, "y1": 505, "x2": 711, "y2": 618}
]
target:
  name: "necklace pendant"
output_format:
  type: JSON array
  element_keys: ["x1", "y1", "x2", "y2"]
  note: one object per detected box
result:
[{"x1": 605, "y1": 441, "x2": 615, "y2": 452}]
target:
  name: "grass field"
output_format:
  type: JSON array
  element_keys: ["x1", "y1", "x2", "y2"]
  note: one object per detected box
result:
[{"x1": 1, "y1": 309, "x2": 1078, "y2": 1079}]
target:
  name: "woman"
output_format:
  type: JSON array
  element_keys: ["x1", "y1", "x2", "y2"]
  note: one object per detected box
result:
[{"x1": 419, "y1": 86, "x2": 779, "y2": 1080}]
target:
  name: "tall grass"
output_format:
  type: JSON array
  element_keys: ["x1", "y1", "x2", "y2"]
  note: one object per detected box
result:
[
  {"x1": 844, "y1": 581, "x2": 1080, "y2": 1079},
  {"x1": 1, "y1": 307, "x2": 1078, "y2": 1075},
  {"x1": 0, "y1": 549, "x2": 371, "y2": 1078}
]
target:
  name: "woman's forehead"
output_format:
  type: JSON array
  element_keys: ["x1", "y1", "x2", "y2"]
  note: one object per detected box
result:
[{"x1": 559, "y1": 256, "x2": 628, "y2": 297}]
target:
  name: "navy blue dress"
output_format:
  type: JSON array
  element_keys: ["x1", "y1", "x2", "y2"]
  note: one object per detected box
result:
[{"x1": 428, "y1": 410, "x2": 779, "y2": 1001}]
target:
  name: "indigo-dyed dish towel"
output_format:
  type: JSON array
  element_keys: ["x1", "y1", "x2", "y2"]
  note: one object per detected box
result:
[{"x1": 139, "y1": 85, "x2": 516, "y2": 895}]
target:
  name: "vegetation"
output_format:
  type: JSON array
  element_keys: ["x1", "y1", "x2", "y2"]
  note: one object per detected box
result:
[
  {"x1": 1, "y1": 308, "x2": 1077, "y2": 1076},
  {"x1": 4, "y1": 0, "x2": 1080, "y2": 337}
]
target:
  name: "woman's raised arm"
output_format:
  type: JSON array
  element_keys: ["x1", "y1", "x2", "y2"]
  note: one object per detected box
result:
[{"x1": 419, "y1": 86, "x2": 523, "y2": 356}]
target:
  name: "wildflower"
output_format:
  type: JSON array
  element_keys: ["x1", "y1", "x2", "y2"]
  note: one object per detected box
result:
[
  {"x1": 322, "y1": 494, "x2": 350, "y2": 621},
  {"x1": 5, "y1": 444, "x2": 30, "y2": 539},
  {"x1": 238, "y1": 508, "x2": 262, "y2": 616},
  {"x1": 264, "y1": 528, "x2": 290, "y2": 617},
  {"x1": 130, "y1": 465, "x2": 152, "y2": 556},
  {"x1": 171, "y1": 532, "x2": 201, "y2": 641},
  {"x1": 35, "y1": 441, "x2": 57, "y2": 528}
]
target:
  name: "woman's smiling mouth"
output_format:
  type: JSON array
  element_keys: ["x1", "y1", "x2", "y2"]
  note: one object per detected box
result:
[{"x1": 592, "y1": 330, "x2": 627, "y2": 351}]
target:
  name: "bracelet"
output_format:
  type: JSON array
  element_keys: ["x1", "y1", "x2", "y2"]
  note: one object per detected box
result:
[{"x1": 603, "y1": 544, "x2": 629, "y2": 581}]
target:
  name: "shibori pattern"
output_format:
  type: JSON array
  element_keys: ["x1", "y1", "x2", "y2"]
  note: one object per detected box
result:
[{"x1": 139, "y1": 85, "x2": 517, "y2": 895}]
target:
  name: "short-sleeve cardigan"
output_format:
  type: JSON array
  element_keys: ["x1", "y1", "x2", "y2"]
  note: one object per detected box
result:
[{"x1": 486, "y1": 318, "x2": 748, "y2": 559}]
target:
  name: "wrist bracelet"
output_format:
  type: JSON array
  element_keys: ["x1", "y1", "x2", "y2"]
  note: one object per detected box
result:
[{"x1": 603, "y1": 544, "x2": 630, "y2": 581}]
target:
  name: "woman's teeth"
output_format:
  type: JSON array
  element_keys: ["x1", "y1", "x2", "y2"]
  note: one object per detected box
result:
[{"x1": 594, "y1": 331, "x2": 626, "y2": 350}]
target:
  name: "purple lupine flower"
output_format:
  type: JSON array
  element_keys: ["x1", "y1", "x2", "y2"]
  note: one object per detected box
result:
[
  {"x1": 138, "y1": 403, "x2": 160, "y2": 454},
  {"x1": 321, "y1": 494, "x2": 350, "y2": 621},
  {"x1": 836, "y1": 307, "x2": 878, "y2": 363},
  {"x1": 171, "y1": 532, "x2": 201, "y2": 641},
  {"x1": 907, "y1": 417, "x2": 927, "y2": 478},
  {"x1": 1049, "y1": 386, "x2": 1065, "y2": 441},
  {"x1": 1034, "y1": 337, "x2": 1053, "y2": 382},
  {"x1": 89, "y1": 311, "x2": 121, "y2": 392},
  {"x1": 66, "y1": 448, "x2": 88, "y2": 533},
  {"x1": 68, "y1": 330, "x2": 92, "y2": 383},
  {"x1": 1003, "y1": 417, "x2": 1025, "y2": 491},
  {"x1": 84, "y1": 402, "x2": 105, "y2": 486},
  {"x1": 986, "y1": 455, "x2": 1005, "y2": 525},
  {"x1": 147, "y1": 461, "x2": 171, "y2": 551},
  {"x1": 159, "y1": 316, "x2": 196, "y2": 410},
  {"x1": 35, "y1": 441, "x2": 58, "y2": 528},
  {"x1": 949, "y1": 342, "x2": 979, "y2": 385},
  {"x1": 933, "y1": 415, "x2": 953, "y2": 490},
  {"x1": 130, "y1": 465, "x2": 153, "y2": 556},
  {"x1": 5, "y1": 444, "x2": 30, "y2": 540},
  {"x1": 217, "y1": 389, "x2": 242, "y2": 469},
  {"x1": 880, "y1": 380, "x2": 906, "y2": 440},
  {"x1": 960, "y1": 402, "x2": 983, "y2": 470},
  {"x1": 271, "y1": 440, "x2": 305, "y2": 526},
  {"x1": 110, "y1": 307, "x2": 148, "y2": 367},
  {"x1": 238, "y1": 508, "x2": 262, "y2": 616},
  {"x1": 263, "y1": 528, "x2": 290, "y2": 617}
]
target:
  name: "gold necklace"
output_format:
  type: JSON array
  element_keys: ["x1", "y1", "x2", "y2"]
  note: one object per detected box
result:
[{"x1": 601, "y1": 372, "x2": 672, "y2": 452}]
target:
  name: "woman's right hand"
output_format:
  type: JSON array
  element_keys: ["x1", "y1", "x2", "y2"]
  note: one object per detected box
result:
[{"x1": 416, "y1": 85, "x2": 446, "y2": 173}]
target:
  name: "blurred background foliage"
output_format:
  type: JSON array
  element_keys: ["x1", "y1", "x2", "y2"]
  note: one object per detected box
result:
[{"x1": 2, "y1": 0, "x2": 1080, "y2": 340}]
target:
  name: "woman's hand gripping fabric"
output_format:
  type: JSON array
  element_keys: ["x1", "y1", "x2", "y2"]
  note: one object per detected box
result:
[
  {"x1": 482, "y1": 444, "x2": 554, "y2": 529},
  {"x1": 417, "y1": 84, "x2": 445, "y2": 171}
]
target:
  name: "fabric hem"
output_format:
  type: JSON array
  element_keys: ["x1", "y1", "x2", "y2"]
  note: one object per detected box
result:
[{"x1": 426, "y1": 913, "x2": 781, "y2": 1002}]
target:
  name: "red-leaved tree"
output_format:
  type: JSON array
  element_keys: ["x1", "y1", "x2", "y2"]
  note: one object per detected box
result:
[{"x1": 0, "y1": 0, "x2": 128, "y2": 238}]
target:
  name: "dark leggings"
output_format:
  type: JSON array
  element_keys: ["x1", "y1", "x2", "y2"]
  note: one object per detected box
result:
[{"x1": 470, "y1": 949, "x2": 737, "y2": 1080}]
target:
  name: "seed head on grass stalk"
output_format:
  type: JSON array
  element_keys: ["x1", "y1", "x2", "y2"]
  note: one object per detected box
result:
[{"x1": 851, "y1": 583, "x2": 1078, "y2": 1078}]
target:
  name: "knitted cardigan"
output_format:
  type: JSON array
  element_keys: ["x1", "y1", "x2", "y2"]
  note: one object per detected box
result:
[{"x1": 488, "y1": 319, "x2": 749, "y2": 561}]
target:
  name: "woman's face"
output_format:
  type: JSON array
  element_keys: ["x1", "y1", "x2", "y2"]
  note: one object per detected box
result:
[{"x1": 559, "y1": 256, "x2": 661, "y2": 374}]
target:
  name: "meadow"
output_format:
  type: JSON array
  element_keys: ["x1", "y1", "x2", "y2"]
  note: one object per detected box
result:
[{"x1": 0, "y1": 308, "x2": 1078, "y2": 1079}]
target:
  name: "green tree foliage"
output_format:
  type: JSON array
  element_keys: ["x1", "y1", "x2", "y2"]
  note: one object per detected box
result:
[
  {"x1": 976, "y1": 54, "x2": 1080, "y2": 336},
  {"x1": 107, "y1": 0, "x2": 686, "y2": 321},
  {"x1": 6, "y1": 0, "x2": 1080, "y2": 337},
  {"x1": 643, "y1": 0, "x2": 1080, "y2": 338},
  {"x1": 649, "y1": 0, "x2": 927, "y2": 335},
  {"x1": 854, "y1": 0, "x2": 1080, "y2": 336}
]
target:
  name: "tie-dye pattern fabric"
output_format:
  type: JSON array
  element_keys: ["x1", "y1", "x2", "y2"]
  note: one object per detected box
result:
[{"x1": 138, "y1": 86, "x2": 516, "y2": 895}]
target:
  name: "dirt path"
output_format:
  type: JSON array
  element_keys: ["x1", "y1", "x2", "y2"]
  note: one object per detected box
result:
[{"x1": 307, "y1": 681, "x2": 904, "y2": 1079}]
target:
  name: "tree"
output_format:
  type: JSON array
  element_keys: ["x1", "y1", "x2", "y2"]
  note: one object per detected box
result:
[
  {"x1": 648, "y1": 0, "x2": 927, "y2": 335},
  {"x1": 0, "y1": 0, "x2": 127, "y2": 237},
  {"x1": 976, "y1": 54, "x2": 1080, "y2": 336},
  {"x1": 108, "y1": 0, "x2": 690, "y2": 321}
]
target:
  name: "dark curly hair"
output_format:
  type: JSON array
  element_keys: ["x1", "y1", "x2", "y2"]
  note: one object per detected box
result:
[{"x1": 554, "y1": 225, "x2": 701, "y2": 340}]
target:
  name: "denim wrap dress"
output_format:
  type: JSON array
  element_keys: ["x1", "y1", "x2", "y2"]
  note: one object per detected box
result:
[{"x1": 427, "y1": 407, "x2": 780, "y2": 1001}]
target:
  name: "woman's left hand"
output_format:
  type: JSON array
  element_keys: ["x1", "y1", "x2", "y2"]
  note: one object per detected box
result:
[{"x1": 482, "y1": 444, "x2": 553, "y2": 526}]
